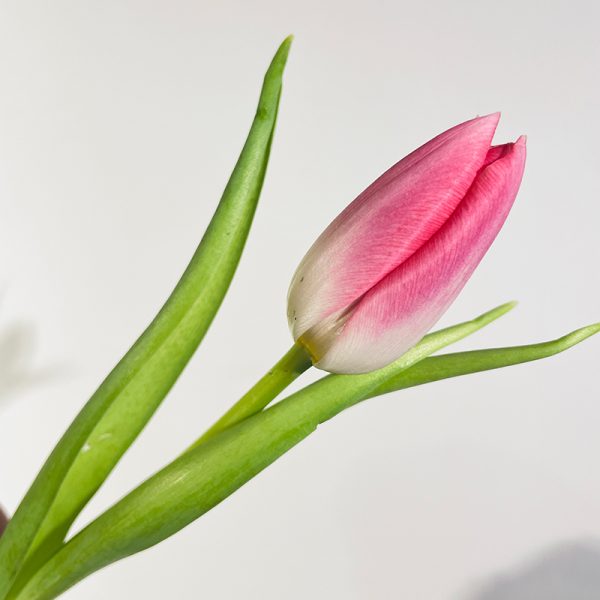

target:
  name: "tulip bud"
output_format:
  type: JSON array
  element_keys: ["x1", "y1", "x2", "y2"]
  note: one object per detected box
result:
[{"x1": 288, "y1": 113, "x2": 526, "y2": 374}]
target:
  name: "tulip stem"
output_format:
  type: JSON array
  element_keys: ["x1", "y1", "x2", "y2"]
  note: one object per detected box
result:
[{"x1": 188, "y1": 342, "x2": 313, "y2": 451}]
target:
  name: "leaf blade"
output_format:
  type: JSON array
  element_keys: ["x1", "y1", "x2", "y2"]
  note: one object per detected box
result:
[
  {"x1": 0, "y1": 36, "x2": 293, "y2": 597},
  {"x1": 367, "y1": 322, "x2": 600, "y2": 398},
  {"x1": 15, "y1": 303, "x2": 514, "y2": 599}
]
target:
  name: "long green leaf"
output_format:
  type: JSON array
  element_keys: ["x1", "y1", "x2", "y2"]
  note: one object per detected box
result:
[
  {"x1": 14, "y1": 303, "x2": 514, "y2": 600},
  {"x1": 367, "y1": 322, "x2": 600, "y2": 398},
  {"x1": 0, "y1": 36, "x2": 293, "y2": 598}
]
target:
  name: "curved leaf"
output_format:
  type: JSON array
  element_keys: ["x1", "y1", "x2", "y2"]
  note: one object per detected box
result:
[
  {"x1": 368, "y1": 322, "x2": 600, "y2": 398},
  {"x1": 0, "y1": 36, "x2": 293, "y2": 598},
  {"x1": 14, "y1": 303, "x2": 514, "y2": 600}
]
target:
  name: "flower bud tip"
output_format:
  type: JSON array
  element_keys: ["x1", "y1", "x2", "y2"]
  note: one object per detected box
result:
[{"x1": 516, "y1": 135, "x2": 527, "y2": 146}]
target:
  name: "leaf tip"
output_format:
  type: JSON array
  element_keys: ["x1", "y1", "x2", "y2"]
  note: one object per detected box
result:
[
  {"x1": 575, "y1": 321, "x2": 600, "y2": 339},
  {"x1": 276, "y1": 34, "x2": 294, "y2": 62},
  {"x1": 558, "y1": 321, "x2": 600, "y2": 349},
  {"x1": 475, "y1": 300, "x2": 518, "y2": 325},
  {"x1": 263, "y1": 35, "x2": 294, "y2": 89}
]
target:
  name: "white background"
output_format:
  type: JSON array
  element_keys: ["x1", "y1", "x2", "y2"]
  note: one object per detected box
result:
[{"x1": 0, "y1": 1, "x2": 599, "y2": 598}]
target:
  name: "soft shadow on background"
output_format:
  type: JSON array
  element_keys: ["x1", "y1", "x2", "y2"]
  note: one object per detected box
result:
[
  {"x1": 0, "y1": 309, "x2": 61, "y2": 538},
  {"x1": 0, "y1": 315, "x2": 35, "y2": 540},
  {"x1": 0, "y1": 320, "x2": 41, "y2": 404},
  {"x1": 465, "y1": 540, "x2": 600, "y2": 600},
  {"x1": 0, "y1": 312, "x2": 59, "y2": 409}
]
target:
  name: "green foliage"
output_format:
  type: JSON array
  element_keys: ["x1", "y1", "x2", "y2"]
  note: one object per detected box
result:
[
  {"x1": 0, "y1": 36, "x2": 293, "y2": 599},
  {"x1": 14, "y1": 303, "x2": 514, "y2": 600},
  {"x1": 368, "y1": 322, "x2": 600, "y2": 398}
]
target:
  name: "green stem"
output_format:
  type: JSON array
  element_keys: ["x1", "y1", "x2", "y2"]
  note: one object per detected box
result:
[{"x1": 190, "y1": 342, "x2": 312, "y2": 449}]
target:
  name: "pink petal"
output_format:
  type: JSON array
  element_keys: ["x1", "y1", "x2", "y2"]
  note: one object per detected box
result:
[
  {"x1": 288, "y1": 113, "x2": 500, "y2": 341},
  {"x1": 311, "y1": 136, "x2": 527, "y2": 374}
]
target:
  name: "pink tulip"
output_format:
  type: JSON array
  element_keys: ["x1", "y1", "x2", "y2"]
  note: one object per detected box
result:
[{"x1": 287, "y1": 113, "x2": 526, "y2": 374}]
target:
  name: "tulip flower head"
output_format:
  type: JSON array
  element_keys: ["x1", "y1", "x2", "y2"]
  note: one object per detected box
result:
[{"x1": 288, "y1": 113, "x2": 526, "y2": 374}]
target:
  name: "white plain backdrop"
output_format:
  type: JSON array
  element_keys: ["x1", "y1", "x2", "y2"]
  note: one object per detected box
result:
[{"x1": 0, "y1": 1, "x2": 599, "y2": 598}]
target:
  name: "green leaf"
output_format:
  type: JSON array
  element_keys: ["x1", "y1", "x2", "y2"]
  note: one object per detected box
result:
[
  {"x1": 367, "y1": 322, "x2": 600, "y2": 398},
  {"x1": 14, "y1": 303, "x2": 514, "y2": 600},
  {"x1": 0, "y1": 36, "x2": 293, "y2": 598}
]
